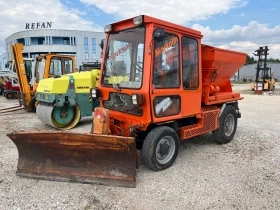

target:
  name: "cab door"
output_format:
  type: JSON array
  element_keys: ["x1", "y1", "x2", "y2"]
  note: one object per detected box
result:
[
  {"x1": 180, "y1": 36, "x2": 201, "y2": 117},
  {"x1": 150, "y1": 29, "x2": 182, "y2": 123}
]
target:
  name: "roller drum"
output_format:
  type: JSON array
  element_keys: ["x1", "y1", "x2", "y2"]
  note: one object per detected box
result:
[
  {"x1": 36, "y1": 104, "x2": 81, "y2": 129},
  {"x1": 36, "y1": 104, "x2": 55, "y2": 128}
]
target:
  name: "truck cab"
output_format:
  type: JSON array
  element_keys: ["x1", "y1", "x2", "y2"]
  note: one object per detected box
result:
[
  {"x1": 94, "y1": 15, "x2": 245, "y2": 135},
  {"x1": 97, "y1": 16, "x2": 202, "y2": 130}
]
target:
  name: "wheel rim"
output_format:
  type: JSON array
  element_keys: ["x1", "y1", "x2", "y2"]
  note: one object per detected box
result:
[
  {"x1": 224, "y1": 114, "x2": 235, "y2": 137},
  {"x1": 156, "y1": 136, "x2": 176, "y2": 164},
  {"x1": 52, "y1": 106, "x2": 75, "y2": 127},
  {"x1": 51, "y1": 105, "x2": 81, "y2": 129}
]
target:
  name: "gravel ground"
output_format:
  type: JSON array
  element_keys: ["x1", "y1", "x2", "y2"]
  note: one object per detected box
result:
[{"x1": 0, "y1": 84, "x2": 280, "y2": 210}]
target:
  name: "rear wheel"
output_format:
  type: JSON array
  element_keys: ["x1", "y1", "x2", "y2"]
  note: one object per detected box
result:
[
  {"x1": 212, "y1": 105, "x2": 237, "y2": 144},
  {"x1": 142, "y1": 126, "x2": 180, "y2": 171},
  {"x1": 5, "y1": 92, "x2": 15, "y2": 99}
]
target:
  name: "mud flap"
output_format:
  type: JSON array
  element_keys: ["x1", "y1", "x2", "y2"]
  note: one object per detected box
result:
[{"x1": 7, "y1": 132, "x2": 137, "y2": 187}]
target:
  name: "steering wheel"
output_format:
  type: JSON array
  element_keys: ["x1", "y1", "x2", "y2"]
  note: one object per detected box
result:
[{"x1": 134, "y1": 62, "x2": 143, "y2": 72}]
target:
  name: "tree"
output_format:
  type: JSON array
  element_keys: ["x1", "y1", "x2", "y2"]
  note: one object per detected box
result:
[{"x1": 246, "y1": 55, "x2": 255, "y2": 64}]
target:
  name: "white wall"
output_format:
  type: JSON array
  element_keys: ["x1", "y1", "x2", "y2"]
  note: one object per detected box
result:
[
  {"x1": 5, "y1": 29, "x2": 105, "y2": 68},
  {"x1": 0, "y1": 53, "x2": 6, "y2": 70}
]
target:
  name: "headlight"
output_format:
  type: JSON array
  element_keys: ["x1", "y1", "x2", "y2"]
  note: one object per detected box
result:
[
  {"x1": 104, "y1": 24, "x2": 112, "y2": 32},
  {"x1": 131, "y1": 93, "x2": 144, "y2": 106},
  {"x1": 133, "y1": 15, "x2": 143, "y2": 26},
  {"x1": 90, "y1": 88, "x2": 101, "y2": 99},
  {"x1": 91, "y1": 88, "x2": 96, "y2": 98},
  {"x1": 132, "y1": 94, "x2": 137, "y2": 105}
]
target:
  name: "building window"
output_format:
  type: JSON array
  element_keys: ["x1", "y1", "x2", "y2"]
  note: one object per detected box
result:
[
  {"x1": 92, "y1": 38, "x2": 96, "y2": 60},
  {"x1": 30, "y1": 37, "x2": 45, "y2": 45},
  {"x1": 17, "y1": 38, "x2": 25, "y2": 45},
  {"x1": 24, "y1": 37, "x2": 31, "y2": 45},
  {"x1": 73, "y1": 37, "x2": 76, "y2": 45},
  {"x1": 84, "y1": 37, "x2": 89, "y2": 60},
  {"x1": 52, "y1": 37, "x2": 72, "y2": 45},
  {"x1": 63, "y1": 37, "x2": 70, "y2": 45},
  {"x1": 84, "y1": 37, "x2": 88, "y2": 50},
  {"x1": 38, "y1": 37, "x2": 44, "y2": 45}
]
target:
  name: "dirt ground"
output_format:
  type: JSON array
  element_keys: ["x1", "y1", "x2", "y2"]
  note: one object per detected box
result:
[{"x1": 0, "y1": 84, "x2": 280, "y2": 210}]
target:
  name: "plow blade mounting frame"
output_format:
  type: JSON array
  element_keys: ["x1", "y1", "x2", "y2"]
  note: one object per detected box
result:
[{"x1": 7, "y1": 132, "x2": 137, "y2": 187}]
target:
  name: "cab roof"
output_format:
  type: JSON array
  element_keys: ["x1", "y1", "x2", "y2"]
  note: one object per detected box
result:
[{"x1": 108, "y1": 15, "x2": 203, "y2": 39}]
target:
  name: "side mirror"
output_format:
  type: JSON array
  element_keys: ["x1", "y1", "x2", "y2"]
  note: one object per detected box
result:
[
  {"x1": 153, "y1": 28, "x2": 166, "y2": 41},
  {"x1": 99, "y1": 39, "x2": 105, "y2": 50}
]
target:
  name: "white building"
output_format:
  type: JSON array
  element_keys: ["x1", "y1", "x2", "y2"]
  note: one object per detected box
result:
[
  {"x1": 0, "y1": 52, "x2": 6, "y2": 70},
  {"x1": 238, "y1": 63, "x2": 280, "y2": 81},
  {"x1": 5, "y1": 29, "x2": 105, "y2": 68}
]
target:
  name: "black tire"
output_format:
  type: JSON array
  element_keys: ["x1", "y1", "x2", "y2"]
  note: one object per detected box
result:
[
  {"x1": 5, "y1": 92, "x2": 15, "y2": 99},
  {"x1": 0, "y1": 86, "x2": 4, "y2": 95},
  {"x1": 30, "y1": 97, "x2": 37, "y2": 112},
  {"x1": 212, "y1": 105, "x2": 237, "y2": 144},
  {"x1": 142, "y1": 126, "x2": 180, "y2": 171}
]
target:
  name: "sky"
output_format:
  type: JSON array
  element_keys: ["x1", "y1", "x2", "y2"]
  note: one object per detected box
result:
[{"x1": 0, "y1": 0, "x2": 280, "y2": 58}]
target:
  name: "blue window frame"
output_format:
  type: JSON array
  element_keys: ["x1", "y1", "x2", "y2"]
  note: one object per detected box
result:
[
  {"x1": 84, "y1": 37, "x2": 89, "y2": 60},
  {"x1": 92, "y1": 38, "x2": 96, "y2": 59}
]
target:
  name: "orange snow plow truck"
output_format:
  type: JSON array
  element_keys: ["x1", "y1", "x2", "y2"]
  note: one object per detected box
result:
[{"x1": 7, "y1": 15, "x2": 246, "y2": 188}]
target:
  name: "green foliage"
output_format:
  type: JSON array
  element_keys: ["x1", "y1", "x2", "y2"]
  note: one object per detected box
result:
[
  {"x1": 268, "y1": 58, "x2": 280, "y2": 63},
  {"x1": 246, "y1": 54, "x2": 280, "y2": 65},
  {"x1": 246, "y1": 55, "x2": 256, "y2": 64}
]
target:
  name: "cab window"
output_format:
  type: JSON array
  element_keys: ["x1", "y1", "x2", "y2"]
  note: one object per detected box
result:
[
  {"x1": 182, "y1": 37, "x2": 199, "y2": 89},
  {"x1": 35, "y1": 58, "x2": 46, "y2": 83},
  {"x1": 153, "y1": 33, "x2": 180, "y2": 88},
  {"x1": 50, "y1": 58, "x2": 62, "y2": 76},
  {"x1": 63, "y1": 59, "x2": 73, "y2": 74}
]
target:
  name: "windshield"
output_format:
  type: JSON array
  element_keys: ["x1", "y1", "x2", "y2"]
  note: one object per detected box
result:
[
  {"x1": 50, "y1": 57, "x2": 73, "y2": 76},
  {"x1": 102, "y1": 26, "x2": 145, "y2": 89},
  {"x1": 35, "y1": 59, "x2": 46, "y2": 83}
]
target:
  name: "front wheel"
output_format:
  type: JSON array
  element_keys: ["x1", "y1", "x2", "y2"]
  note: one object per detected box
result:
[
  {"x1": 212, "y1": 105, "x2": 237, "y2": 144},
  {"x1": 142, "y1": 126, "x2": 180, "y2": 171}
]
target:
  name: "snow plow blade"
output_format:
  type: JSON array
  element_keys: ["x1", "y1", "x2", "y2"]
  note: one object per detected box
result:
[{"x1": 7, "y1": 132, "x2": 137, "y2": 187}]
